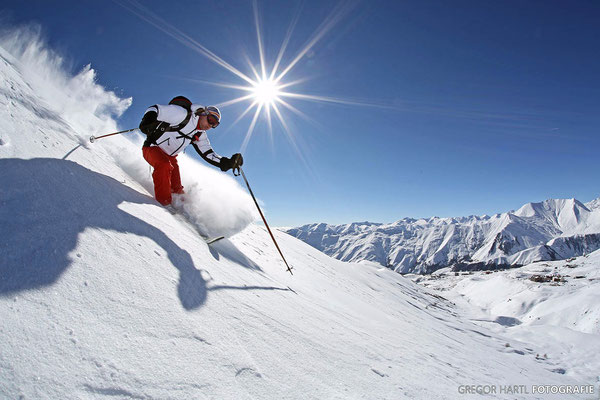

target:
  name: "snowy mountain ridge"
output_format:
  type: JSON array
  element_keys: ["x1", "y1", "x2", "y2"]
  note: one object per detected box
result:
[{"x1": 285, "y1": 197, "x2": 600, "y2": 274}]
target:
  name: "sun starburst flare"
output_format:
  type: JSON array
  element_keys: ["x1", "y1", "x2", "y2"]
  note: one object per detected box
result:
[
  {"x1": 117, "y1": 0, "x2": 362, "y2": 164},
  {"x1": 251, "y1": 78, "x2": 282, "y2": 107},
  {"x1": 119, "y1": 0, "x2": 544, "y2": 168}
]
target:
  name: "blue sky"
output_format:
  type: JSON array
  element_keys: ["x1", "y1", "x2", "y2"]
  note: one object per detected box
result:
[{"x1": 3, "y1": 0, "x2": 599, "y2": 226}]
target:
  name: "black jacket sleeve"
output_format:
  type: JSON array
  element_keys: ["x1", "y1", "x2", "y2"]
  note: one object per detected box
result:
[
  {"x1": 139, "y1": 109, "x2": 159, "y2": 134},
  {"x1": 192, "y1": 142, "x2": 223, "y2": 168}
]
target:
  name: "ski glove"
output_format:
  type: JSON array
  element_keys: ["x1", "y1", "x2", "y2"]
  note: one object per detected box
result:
[
  {"x1": 231, "y1": 153, "x2": 244, "y2": 169},
  {"x1": 219, "y1": 153, "x2": 244, "y2": 172}
]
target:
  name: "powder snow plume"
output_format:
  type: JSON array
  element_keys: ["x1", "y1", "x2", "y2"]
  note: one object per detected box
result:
[
  {"x1": 0, "y1": 24, "x2": 257, "y2": 236},
  {"x1": 114, "y1": 136, "x2": 258, "y2": 237},
  {"x1": 0, "y1": 23, "x2": 130, "y2": 137}
]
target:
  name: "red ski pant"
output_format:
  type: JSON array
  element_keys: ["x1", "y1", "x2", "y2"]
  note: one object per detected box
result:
[{"x1": 142, "y1": 146, "x2": 184, "y2": 206}]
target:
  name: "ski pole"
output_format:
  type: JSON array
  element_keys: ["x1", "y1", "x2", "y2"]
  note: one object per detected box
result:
[
  {"x1": 237, "y1": 167, "x2": 293, "y2": 275},
  {"x1": 89, "y1": 128, "x2": 137, "y2": 143}
]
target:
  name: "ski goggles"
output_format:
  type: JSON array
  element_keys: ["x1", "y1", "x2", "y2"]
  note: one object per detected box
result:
[{"x1": 207, "y1": 114, "x2": 220, "y2": 128}]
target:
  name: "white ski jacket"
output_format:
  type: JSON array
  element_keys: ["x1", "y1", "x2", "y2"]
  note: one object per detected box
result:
[{"x1": 143, "y1": 103, "x2": 222, "y2": 167}]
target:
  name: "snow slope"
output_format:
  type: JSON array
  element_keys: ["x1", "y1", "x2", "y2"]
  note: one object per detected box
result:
[
  {"x1": 414, "y1": 250, "x2": 600, "y2": 385},
  {"x1": 0, "y1": 28, "x2": 595, "y2": 399},
  {"x1": 286, "y1": 199, "x2": 600, "y2": 274}
]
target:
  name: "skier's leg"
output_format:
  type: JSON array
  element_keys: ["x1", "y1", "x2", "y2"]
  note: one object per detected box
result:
[
  {"x1": 143, "y1": 147, "x2": 174, "y2": 205},
  {"x1": 170, "y1": 155, "x2": 184, "y2": 194}
]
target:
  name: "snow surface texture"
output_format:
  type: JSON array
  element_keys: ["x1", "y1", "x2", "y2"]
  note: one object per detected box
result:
[
  {"x1": 286, "y1": 198, "x2": 600, "y2": 274},
  {"x1": 0, "y1": 26, "x2": 596, "y2": 399},
  {"x1": 412, "y1": 250, "x2": 600, "y2": 385}
]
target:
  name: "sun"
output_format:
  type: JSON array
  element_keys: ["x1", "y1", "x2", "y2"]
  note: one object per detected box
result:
[
  {"x1": 252, "y1": 78, "x2": 281, "y2": 106},
  {"x1": 117, "y1": 0, "x2": 359, "y2": 156}
]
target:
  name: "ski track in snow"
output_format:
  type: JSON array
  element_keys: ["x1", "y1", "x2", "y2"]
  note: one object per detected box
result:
[{"x1": 0, "y1": 29, "x2": 597, "y2": 399}]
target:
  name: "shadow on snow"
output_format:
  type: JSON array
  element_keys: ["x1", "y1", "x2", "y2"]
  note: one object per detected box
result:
[{"x1": 0, "y1": 158, "x2": 288, "y2": 310}]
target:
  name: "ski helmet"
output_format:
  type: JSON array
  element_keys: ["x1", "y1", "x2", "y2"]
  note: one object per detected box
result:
[
  {"x1": 195, "y1": 105, "x2": 221, "y2": 128},
  {"x1": 205, "y1": 105, "x2": 221, "y2": 123}
]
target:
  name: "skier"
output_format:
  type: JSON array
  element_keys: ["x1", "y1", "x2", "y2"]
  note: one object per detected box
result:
[{"x1": 139, "y1": 97, "x2": 243, "y2": 206}]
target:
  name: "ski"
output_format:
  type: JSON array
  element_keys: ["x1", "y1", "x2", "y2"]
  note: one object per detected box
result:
[
  {"x1": 204, "y1": 236, "x2": 225, "y2": 245},
  {"x1": 162, "y1": 203, "x2": 225, "y2": 245}
]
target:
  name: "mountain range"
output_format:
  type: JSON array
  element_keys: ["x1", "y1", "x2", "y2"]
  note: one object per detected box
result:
[{"x1": 285, "y1": 198, "x2": 600, "y2": 273}]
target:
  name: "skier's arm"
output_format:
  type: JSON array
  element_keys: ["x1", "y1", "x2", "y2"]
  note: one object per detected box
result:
[
  {"x1": 191, "y1": 134, "x2": 242, "y2": 171},
  {"x1": 139, "y1": 106, "x2": 160, "y2": 134},
  {"x1": 191, "y1": 133, "x2": 223, "y2": 169}
]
